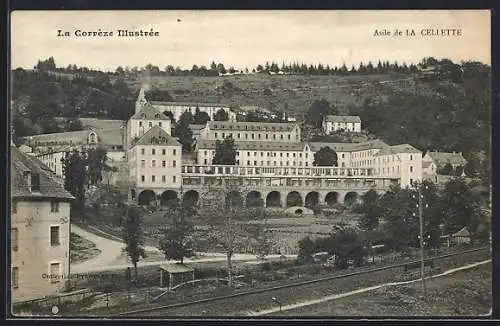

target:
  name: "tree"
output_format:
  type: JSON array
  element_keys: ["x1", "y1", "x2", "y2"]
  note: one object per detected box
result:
[
  {"x1": 205, "y1": 208, "x2": 257, "y2": 287},
  {"x1": 193, "y1": 107, "x2": 211, "y2": 125},
  {"x1": 313, "y1": 147, "x2": 338, "y2": 167},
  {"x1": 213, "y1": 136, "x2": 237, "y2": 165},
  {"x1": 358, "y1": 190, "x2": 382, "y2": 231},
  {"x1": 61, "y1": 150, "x2": 87, "y2": 222},
  {"x1": 440, "y1": 178, "x2": 481, "y2": 235},
  {"x1": 306, "y1": 99, "x2": 338, "y2": 128},
  {"x1": 159, "y1": 202, "x2": 195, "y2": 264},
  {"x1": 173, "y1": 111, "x2": 194, "y2": 152},
  {"x1": 379, "y1": 185, "x2": 419, "y2": 252},
  {"x1": 35, "y1": 57, "x2": 56, "y2": 71},
  {"x1": 163, "y1": 110, "x2": 175, "y2": 123},
  {"x1": 439, "y1": 163, "x2": 453, "y2": 175},
  {"x1": 86, "y1": 147, "x2": 108, "y2": 186},
  {"x1": 324, "y1": 225, "x2": 367, "y2": 268},
  {"x1": 214, "y1": 109, "x2": 229, "y2": 121},
  {"x1": 66, "y1": 118, "x2": 83, "y2": 131},
  {"x1": 297, "y1": 236, "x2": 315, "y2": 263},
  {"x1": 123, "y1": 206, "x2": 147, "y2": 282}
]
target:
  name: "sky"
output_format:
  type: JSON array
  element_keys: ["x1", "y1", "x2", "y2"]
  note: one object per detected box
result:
[{"x1": 11, "y1": 10, "x2": 491, "y2": 71}]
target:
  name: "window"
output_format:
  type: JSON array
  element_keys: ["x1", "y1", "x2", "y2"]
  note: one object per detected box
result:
[
  {"x1": 141, "y1": 160, "x2": 146, "y2": 168},
  {"x1": 152, "y1": 160, "x2": 156, "y2": 167},
  {"x1": 50, "y1": 226, "x2": 60, "y2": 246},
  {"x1": 173, "y1": 160, "x2": 176, "y2": 167},
  {"x1": 173, "y1": 149, "x2": 177, "y2": 156},
  {"x1": 51, "y1": 201, "x2": 59, "y2": 213},
  {"x1": 222, "y1": 133, "x2": 225, "y2": 138},
  {"x1": 266, "y1": 134, "x2": 269, "y2": 139},
  {"x1": 162, "y1": 175, "x2": 166, "y2": 182},
  {"x1": 237, "y1": 133, "x2": 241, "y2": 139},
  {"x1": 152, "y1": 149, "x2": 156, "y2": 155},
  {"x1": 247, "y1": 152, "x2": 251, "y2": 156},
  {"x1": 288, "y1": 135, "x2": 291, "y2": 140},
  {"x1": 410, "y1": 166, "x2": 413, "y2": 172},
  {"x1": 12, "y1": 200, "x2": 17, "y2": 214},
  {"x1": 252, "y1": 134, "x2": 255, "y2": 139},
  {"x1": 245, "y1": 134, "x2": 248, "y2": 139},
  {"x1": 162, "y1": 160, "x2": 166, "y2": 167},
  {"x1": 273, "y1": 135, "x2": 276, "y2": 140},
  {"x1": 31, "y1": 173, "x2": 40, "y2": 191},
  {"x1": 293, "y1": 153, "x2": 296, "y2": 158},
  {"x1": 280, "y1": 135, "x2": 284, "y2": 140},
  {"x1": 410, "y1": 178, "x2": 413, "y2": 185},
  {"x1": 12, "y1": 228, "x2": 18, "y2": 251},
  {"x1": 152, "y1": 175, "x2": 156, "y2": 182},
  {"x1": 342, "y1": 154, "x2": 345, "y2": 159},
  {"x1": 50, "y1": 263, "x2": 60, "y2": 283},
  {"x1": 410, "y1": 155, "x2": 413, "y2": 160},
  {"x1": 149, "y1": 122, "x2": 153, "y2": 127},
  {"x1": 258, "y1": 134, "x2": 261, "y2": 139},
  {"x1": 141, "y1": 175, "x2": 145, "y2": 182},
  {"x1": 247, "y1": 160, "x2": 250, "y2": 165},
  {"x1": 141, "y1": 148, "x2": 145, "y2": 155},
  {"x1": 215, "y1": 132, "x2": 218, "y2": 138},
  {"x1": 254, "y1": 152, "x2": 257, "y2": 156},
  {"x1": 173, "y1": 176, "x2": 177, "y2": 183},
  {"x1": 12, "y1": 267, "x2": 18, "y2": 288}
]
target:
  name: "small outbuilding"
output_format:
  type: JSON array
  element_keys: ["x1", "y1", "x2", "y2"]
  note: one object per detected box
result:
[{"x1": 159, "y1": 264, "x2": 195, "y2": 291}]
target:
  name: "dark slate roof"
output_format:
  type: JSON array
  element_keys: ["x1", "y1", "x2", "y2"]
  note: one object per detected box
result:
[
  {"x1": 324, "y1": 115, "x2": 361, "y2": 123},
  {"x1": 309, "y1": 139, "x2": 388, "y2": 152},
  {"x1": 78, "y1": 118, "x2": 125, "y2": 130},
  {"x1": 134, "y1": 126, "x2": 181, "y2": 147},
  {"x1": 207, "y1": 121, "x2": 298, "y2": 132},
  {"x1": 11, "y1": 146, "x2": 74, "y2": 200},
  {"x1": 21, "y1": 128, "x2": 124, "y2": 147},
  {"x1": 427, "y1": 151, "x2": 467, "y2": 166},
  {"x1": 374, "y1": 144, "x2": 422, "y2": 156},
  {"x1": 131, "y1": 102, "x2": 169, "y2": 120},
  {"x1": 196, "y1": 140, "x2": 306, "y2": 151},
  {"x1": 151, "y1": 101, "x2": 230, "y2": 108}
]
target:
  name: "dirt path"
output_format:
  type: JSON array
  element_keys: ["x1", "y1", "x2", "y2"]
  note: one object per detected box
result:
[
  {"x1": 70, "y1": 224, "x2": 296, "y2": 274},
  {"x1": 248, "y1": 259, "x2": 492, "y2": 316}
]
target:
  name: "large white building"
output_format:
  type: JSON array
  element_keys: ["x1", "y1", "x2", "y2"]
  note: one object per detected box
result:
[
  {"x1": 11, "y1": 146, "x2": 74, "y2": 302},
  {"x1": 199, "y1": 121, "x2": 301, "y2": 143},
  {"x1": 128, "y1": 126, "x2": 182, "y2": 203},
  {"x1": 136, "y1": 86, "x2": 236, "y2": 122},
  {"x1": 126, "y1": 102, "x2": 172, "y2": 149},
  {"x1": 322, "y1": 115, "x2": 362, "y2": 134},
  {"x1": 195, "y1": 138, "x2": 422, "y2": 188}
]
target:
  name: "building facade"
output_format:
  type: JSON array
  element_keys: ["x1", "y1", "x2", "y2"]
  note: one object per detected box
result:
[
  {"x1": 322, "y1": 115, "x2": 362, "y2": 134},
  {"x1": 128, "y1": 126, "x2": 182, "y2": 204},
  {"x1": 199, "y1": 121, "x2": 301, "y2": 143},
  {"x1": 126, "y1": 103, "x2": 172, "y2": 149},
  {"x1": 11, "y1": 146, "x2": 74, "y2": 303},
  {"x1": 422, "y1": 150, "x2": 467, "y2": 178}
]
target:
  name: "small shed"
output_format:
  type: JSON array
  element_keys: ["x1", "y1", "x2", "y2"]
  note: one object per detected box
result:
[
  {"x1": 441, "y1": 226, "x2": 471, "y2": 247},
  {"x1": 159, "y1": 264, "x2": 195, "y2": 291}
]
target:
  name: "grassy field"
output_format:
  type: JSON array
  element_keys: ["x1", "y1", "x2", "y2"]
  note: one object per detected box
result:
[
  {"x1": 272, "y1": 261, "x2": 492, "y2": 317},
  {"x1": 133, "y1": 73, "x2": 419, "y2": 116}
]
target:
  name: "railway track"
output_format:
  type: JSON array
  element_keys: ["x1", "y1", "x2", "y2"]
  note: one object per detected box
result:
[{"x1": 112, "y1": 246, "x2": 490, "y2": 317}]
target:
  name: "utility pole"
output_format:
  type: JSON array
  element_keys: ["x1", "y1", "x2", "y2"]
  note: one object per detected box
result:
[{"x1": 413, "y1": 181, "x2": 427, "y2": 299}]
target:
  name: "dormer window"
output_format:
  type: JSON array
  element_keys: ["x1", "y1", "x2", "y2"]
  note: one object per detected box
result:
[
  {"x1": 31, "y1": 173, "x2": 41, "y2": 191},
  {"x1": 88, "y1": 132, "x2": 97, "y2": 144},
  {"x1": 141, "y1": 113, "x2": 146, "y2": 118},
  {"x1": 155, "y1": 113, "x2": 160, "y2": 118}
]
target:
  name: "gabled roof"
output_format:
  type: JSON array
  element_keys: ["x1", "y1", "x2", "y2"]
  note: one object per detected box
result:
[
  {"x1": 452, "y1": 226, "x2": 470, "y2": 237},
  {"x1": 11, "y1": 146, "x2": 74, "y2": 200},
  {"x1": 207, "y1": 121, "x2": 298, "y2": 132},
  {"x1": 131, "y1": 102, "x2": 169, "y2": 120},
  {"x1": 374, "y1": 144, "x2": 421, "y2": 156},
  {"x1": 427, "y1": 151, "x2": 467, "y2": 166},
  {"x1": 22, "y1": 128, "x2": 124, "y2": 147},
  {"x1": 324, "y1": 115, "x2": 361, "y2": 123},
  {"x1": 134, "y1": 126, "x2": 181, "y2": 147}
]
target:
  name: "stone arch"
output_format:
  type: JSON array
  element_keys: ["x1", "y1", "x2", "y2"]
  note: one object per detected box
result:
[
  {"x1": 344, "y1": 191, "x2": 359, "y2": 205},
  {"x1": 305, "y1": 191, "x2": 320, "y2": 208},
  {"x1": 325, "y1": 192, "x2": 339, "y2": 206},
  {"x1": 246, "y1": 191, "x2": 264, "y2": 207},
  {"x1": 160, "y1": 190, "x2": 178, "y2": 207},
  {"x1": 225, "y1": 191, "x2": 244, "y2": 208},
  {"x1": 286, "y1": 191, "x2": 303, "y2": 207},
  {"x1": 138, "y1": 190, "x2": 156, "y2": 206},
  {"x1": 266, "y1": 191, "x2": 281, "y2": 208},
  {"x1": 182, "y1": 190, "x2": 199, "y2": 207}
]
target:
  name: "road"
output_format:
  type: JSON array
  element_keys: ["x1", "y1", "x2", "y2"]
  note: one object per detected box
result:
[{"x1": 70, "y1": 224, "x2": 296, "y2": 274}]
